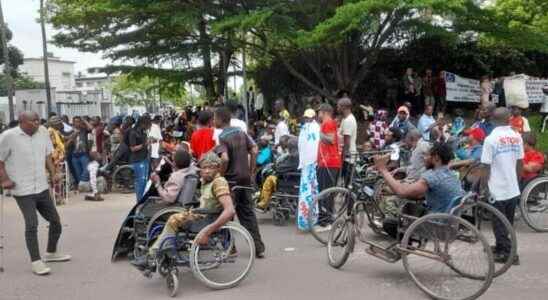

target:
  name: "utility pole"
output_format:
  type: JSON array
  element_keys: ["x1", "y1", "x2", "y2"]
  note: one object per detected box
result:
[
  {"x1": 40, "y1": 0, "x2": 52, "y2": 115},
  {"x1": 242, "y1": 42, "x2": 248, "y2": 122},
  {"x1": 0, "y1": 0, "x2": 15, "y2": 121}
]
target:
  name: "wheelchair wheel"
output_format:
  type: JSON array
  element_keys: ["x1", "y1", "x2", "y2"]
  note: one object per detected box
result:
[
  {"x1": 402, "y1": 214, "x2": 494, "y2": 300},
  {"x1": 190, "y1": 222, "x2": 255, "y2": 290},
  {"x1": 166, "y1": 268, "x2": 179, "y2": 298},
  {"x1": 308, "y1": 187, "x2": 354, "y2": 245},
  {"x1": 520, "y1": 177, "x2": 548, "y2": 232},
  {"x1": 327, "y1": 217, "x2": 354, "y2": 269},
  {"x1": 458, "y1": 201, "x2": 517, "y2": 277},
  {"x1": 112, "y1": 165, "x2": 134, "y2": 193}
]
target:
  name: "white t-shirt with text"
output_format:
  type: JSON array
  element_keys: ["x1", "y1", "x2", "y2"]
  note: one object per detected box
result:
[{"x1": 481, "y1": 126, "x2": 524, "y2": 201}]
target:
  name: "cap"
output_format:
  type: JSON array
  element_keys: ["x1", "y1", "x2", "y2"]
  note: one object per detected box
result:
[
  {"x1": 199, "y1": 151, "x2": 222, "y2": 167},
  {"x1": 467, "y1": 128, "x2": 486, "y2": 142},
  {"x1": 303, "y1": 109, "x2": 316, "y2": 118},
  {"x1": 397, "y1": 106, "x2": 410, "y2": 115}
]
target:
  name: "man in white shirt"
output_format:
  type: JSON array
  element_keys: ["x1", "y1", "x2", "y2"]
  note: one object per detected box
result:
[
  {"x1": 0, "y1": 112, "x2": 71, "y2": 275},
  {"x1": 417, "y1": 105, "x2": 436, "y2": 140},
  {"x1": 149, "y1": 115, "x2": 163, "y2": 167},
  {"x1": 337, "y1": 97, "x2": 357, "y2": 186},
  {"x1": 274, "y1": 117, "x2": 290, "y2": 147},
  {"x1": 481, "y1": 107, "x2": 523, "y2": 265}
]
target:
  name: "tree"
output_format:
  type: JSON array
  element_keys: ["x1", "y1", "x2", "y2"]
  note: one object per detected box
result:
[
  {"x1": 215, "y1": 0, "x2": 548, "y2": 99},
  {"x1": 0, "y1": 73, "x2": 45, "y2": 96},
  {"x1": 111, "y1": 74, "x2": 187, "y2": 109},
  {"x1": 49, "y1": 0, "x2": 239, "y2": 101}
]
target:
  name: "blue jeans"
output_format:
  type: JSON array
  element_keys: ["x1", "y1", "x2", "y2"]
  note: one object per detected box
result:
[
  {"x1": 72, "y1": 152, "x2": 90, "y2": 183},
  {"x1": 132, "y1": 159, "x2": 150, "y2": 202}
]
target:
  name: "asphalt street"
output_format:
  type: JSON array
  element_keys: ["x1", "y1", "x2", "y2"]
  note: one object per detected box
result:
[{"x1": 0, "y1": 193, "x2": 547, "y2": 300}]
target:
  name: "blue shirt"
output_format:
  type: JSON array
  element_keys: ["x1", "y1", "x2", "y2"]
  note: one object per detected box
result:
[
  {"x1": 456, "y1": 144, "x2": 483, "y2": 161},
  {"x1": 417, "y1": 114, "x2": 435, "y2": 140},
  {"x1": 479, "y1": 121, "x2": 494, "y2": 136},
  {"x1": 421, "y1": 166, "x2": 465, "y2": 213},
  {"x1": 256, "y1": 147, "x2": 273, "y2": 166},
  {"x1": 451, "y1": 117, "x2": 465, "y2": 136}
]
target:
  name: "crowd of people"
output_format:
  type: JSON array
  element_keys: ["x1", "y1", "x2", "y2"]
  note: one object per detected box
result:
[{"x1": 1, "y1": 77, "x2": 547, "y2": 276}]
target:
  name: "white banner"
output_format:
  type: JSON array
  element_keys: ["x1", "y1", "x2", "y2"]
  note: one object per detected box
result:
[
  {"x1": 445, "y1": 72, "x2": 481, "y2": 102},
  {"x1": 526, "y1": 78, "x2": 548, "y2": 104},
  {"x1": 445, "y1": 72, "x2": 548, "y2": 104}
]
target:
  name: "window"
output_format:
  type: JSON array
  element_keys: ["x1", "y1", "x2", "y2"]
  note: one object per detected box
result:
[
  {"x1": 62, "y1": 72, "x2": 71, "y2": 77},
  {"x1": 76, "y1": 82, "x2": 83, "y2": 87}
]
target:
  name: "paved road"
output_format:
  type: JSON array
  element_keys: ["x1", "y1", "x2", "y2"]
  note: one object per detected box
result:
[{"x1": 0, "y1": 193, "x2": 547, "y2": 300}]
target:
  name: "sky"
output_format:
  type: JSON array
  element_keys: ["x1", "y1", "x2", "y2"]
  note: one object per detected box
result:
[{"x1": 3, "y1": 0, "x2": 108, "y2": 74}]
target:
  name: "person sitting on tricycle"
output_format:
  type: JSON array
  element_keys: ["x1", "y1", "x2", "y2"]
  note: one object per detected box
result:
[{"x1": 374, "y1": 142, "x2": 465, "y2": 237}]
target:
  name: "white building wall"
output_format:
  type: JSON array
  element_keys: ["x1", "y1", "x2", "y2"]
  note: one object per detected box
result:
[{"x1": 19, "y1": 58, "x2": 76, "y2": 91}]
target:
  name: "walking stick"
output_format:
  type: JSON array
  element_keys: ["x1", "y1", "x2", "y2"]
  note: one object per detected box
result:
[{"x1": 0, "y1": 187, "x2": 5, "y2": 273}]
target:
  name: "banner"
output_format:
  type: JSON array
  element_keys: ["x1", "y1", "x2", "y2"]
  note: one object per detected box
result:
[
  {"x1": 525, "y1": 78, "x2": 548, "y2": 104},
  {"x1": 445, "y1": 72, "x2": 481, "y2": 102},
  {"x1": 445, "y1": 71, "x2": 548, "y2": 104}
]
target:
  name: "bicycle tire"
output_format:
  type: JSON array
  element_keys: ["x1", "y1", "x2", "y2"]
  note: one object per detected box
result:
[
  {"x1": 308, "y1": 187, "x2": 354, "y2": 245},
  {"x1": 520, "y1": 177, "x2": 548, "y2": 232}
]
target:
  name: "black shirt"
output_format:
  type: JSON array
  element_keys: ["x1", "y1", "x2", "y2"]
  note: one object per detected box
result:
[
  {"x1": 74, "y1": 128, "x2": 90, "y2": 154},
  {"x1": 128, "y1": 127, "x2": 148, "y2": 163},
  {"x1": 218, "y1": 127, "x2": 255, "y2": 185}
]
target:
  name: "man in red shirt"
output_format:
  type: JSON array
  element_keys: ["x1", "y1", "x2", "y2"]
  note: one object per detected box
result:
[
  {"x1": 190, "y1": 110, "x2": 216, "y2": 160},
  {"x1": 521, "y1": 132, "x2": 545, "y2": 189},
  {"x1": 316, "y1": 103, "x2": 342, "y2": 231}
]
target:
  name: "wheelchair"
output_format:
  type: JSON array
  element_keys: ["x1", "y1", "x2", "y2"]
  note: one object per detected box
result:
[
  {"x1": 112, "y1": 171, "x2": 255, "y2": 297},
  {"x1": 254, "y1": 170, "x2": 300, "y2": 226},
  {"x1": 327, "y1": 192, "x2": 496, "y2": 300}
]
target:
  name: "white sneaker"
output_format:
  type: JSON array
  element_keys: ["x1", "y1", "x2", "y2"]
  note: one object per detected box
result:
[
  {"x1": 32, "y1": 260, "x2": 51, "y2": 275},
  {"x1": 313, "y1": 224, "x2": 332, "y2": 233},
  {"x1": 43, "y1": 252, "x2": 72, "y2": 263}
]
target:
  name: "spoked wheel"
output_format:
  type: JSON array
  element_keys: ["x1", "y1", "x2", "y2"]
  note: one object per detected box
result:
[
  {"x1": 520, "y1": 177, "x2": 548, "y2": 232},
  {"x1": 190, "y1": 222, "x2": 255, "y2": 290},
  {"x1": 458, "y1": 201, "x2": 517, "y2": 277},
  {"x1": 112, "y1": 165, "x2": 134, "y2": 193},
  {"x1": 327, "y1": 217, "x2": 355, "y2": 269},
  {"x1": 402, "y1": 214, "x2": 494, "y2": 300},
  {"x1": 308, "y1": 187, "x2": 354, "y2": 245},
  {"x1": 166, "y1": 269, "x2": 179, "y2": 297}
]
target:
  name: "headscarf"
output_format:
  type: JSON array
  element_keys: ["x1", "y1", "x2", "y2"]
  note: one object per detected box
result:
[{"x1": 199, "y1": 151, "x2": 222, "y2": 167}]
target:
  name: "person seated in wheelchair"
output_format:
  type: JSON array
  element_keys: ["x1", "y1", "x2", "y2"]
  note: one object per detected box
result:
[
  {"x1": 374, "y1": 142, "x2": 465, "y2": 238},
  {"x1": 255, "y1": 136, "x2": 274, "y2": 186},
  {"x1": 150, "y1": 147, "x2": 197, "y2": 204},
  {"x1": 256, "y1": 136, "x2": 299, "y2": 212},
  {"x1": 133, "y1": 152, "x2": 235, "y2": 267},
  {"x1": 520, "y1": 132, "x2": 545, "y2": 191},
  {"x1": 449, "y1": 127, "x2": 485, "y2": 171}
]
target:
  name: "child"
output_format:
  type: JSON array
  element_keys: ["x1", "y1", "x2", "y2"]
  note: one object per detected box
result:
[{"x1": 85, "y1": 151, "x2": 104, "y2": 201}]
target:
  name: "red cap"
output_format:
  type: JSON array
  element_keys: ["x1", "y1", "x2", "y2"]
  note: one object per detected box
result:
[{"x1": 467, "y1": 128, "x2": 486, "y2": 142}]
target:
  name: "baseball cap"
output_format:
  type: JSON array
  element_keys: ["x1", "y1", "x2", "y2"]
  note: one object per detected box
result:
[
  {"x1": 303, "y1": 109, "x2": 316, "y2": 118},
  {"x1": 467, "y1": 128, "x2": 486, "y2": 142}
]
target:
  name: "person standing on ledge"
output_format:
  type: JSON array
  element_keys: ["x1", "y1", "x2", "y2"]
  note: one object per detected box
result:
[{"x1": 0, "y1": 111, "x2": 71, "y2": 276}]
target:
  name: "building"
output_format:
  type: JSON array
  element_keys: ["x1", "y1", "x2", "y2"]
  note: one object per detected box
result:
[{"x1": 19, "y1": 55, "x2": 76, "y2": 91}]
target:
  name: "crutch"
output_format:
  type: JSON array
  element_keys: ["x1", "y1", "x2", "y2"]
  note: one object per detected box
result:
[{"x1": 0, "y1": 187, "x2": 5, "y2": 273}]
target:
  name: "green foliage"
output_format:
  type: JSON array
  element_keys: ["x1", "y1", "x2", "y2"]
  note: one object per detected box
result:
[
  {"x1": 527, "y1": 114, "x2": 548, "y2": 153},
  {"x1": 0, "y1": 74, "x2": 45, "y2": 96},
  {"x1": 111, "y1": 74, "x2": 186, "y2": 107}
]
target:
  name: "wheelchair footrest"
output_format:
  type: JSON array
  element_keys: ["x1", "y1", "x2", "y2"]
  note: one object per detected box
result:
[{"x1": 365, "y1": 243, "x2": 401, "y2": 263}]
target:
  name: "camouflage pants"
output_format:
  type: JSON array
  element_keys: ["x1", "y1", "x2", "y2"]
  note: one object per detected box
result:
[{"x1": 150, "y1": 210, "x2": 205, "y2": 253}]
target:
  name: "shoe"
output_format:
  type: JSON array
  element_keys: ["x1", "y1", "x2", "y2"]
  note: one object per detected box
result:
[
  {"x1": 313, "y1": 224, "x2": 332, "y2": 233},
  {"x1": 494, "y1": 253, "x2": 520, "y2": 266},
  {"x1": 130, "y1": 256, "x2": 148, "y2": 270},
  {"x1": 85, "y1": 194, "x2": 104, "y2": 201},
  {"x1": 255, "y1": 205, "x2": 268, "y2": 214},
  {"x1": 490, "y1": 246, "x2": 499, "y2": 255},
  {"x1": 255, "y1": 251, "x2": 265, "y2": 259},
  {"x1": 32, "y1": 260, "x2": 51, "y2": 275},
  {"x1": 43, "y1": 252, "x2": 71, "y2": 263}
]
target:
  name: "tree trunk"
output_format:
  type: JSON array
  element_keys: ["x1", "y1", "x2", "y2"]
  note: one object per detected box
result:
[{"x1": 198, "y1": 18, "x2": 216, "y2": 100}]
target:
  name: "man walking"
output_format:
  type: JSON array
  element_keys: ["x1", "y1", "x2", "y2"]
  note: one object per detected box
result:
[
  {"x1": 0, "y1": 112, "x2": 71, "y2": 275},
  {"x1": 129, "y1": 114, "x2": 152, "y2": 201},
  {"x1": 215, "y1": 105, "x2": 266, "y2": 258},
  {"x1": 481, "y1": 107, "x2": 522, "y2": 265}
]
